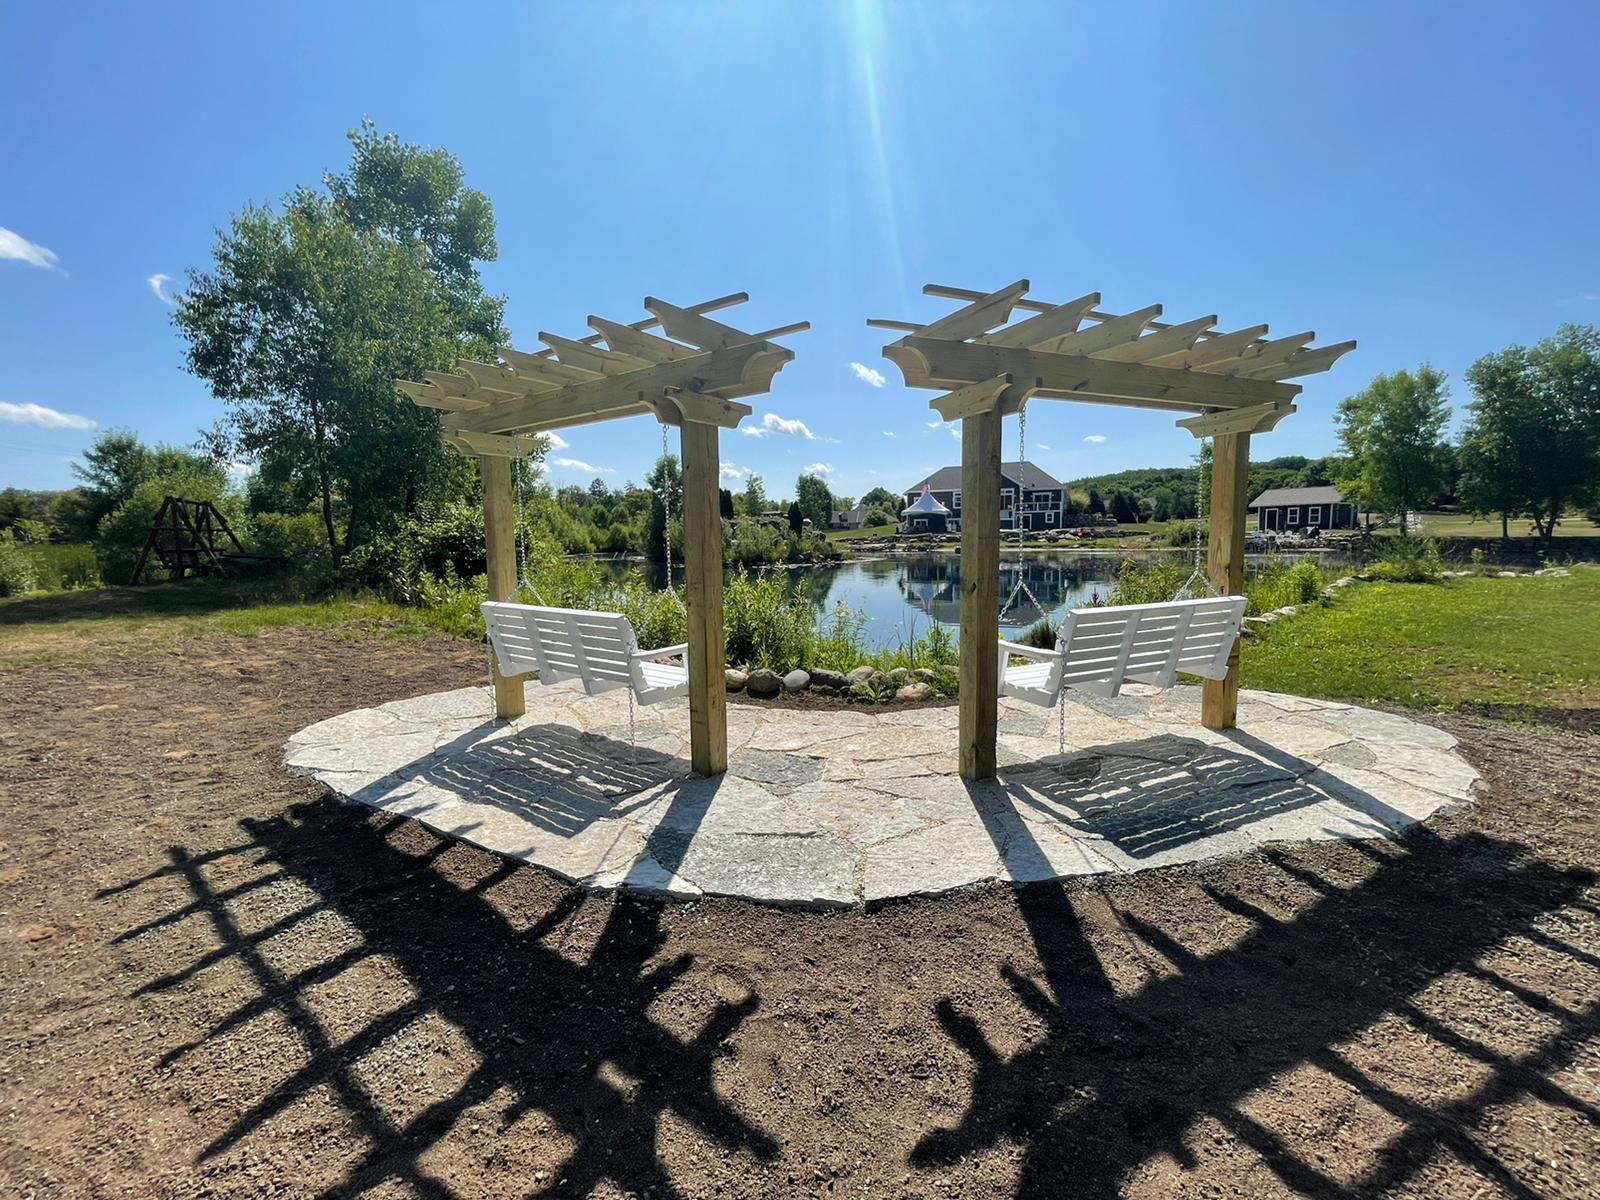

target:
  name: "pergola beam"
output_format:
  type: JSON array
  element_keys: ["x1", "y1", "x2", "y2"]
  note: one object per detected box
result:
[{"x1": 890, "y1": 336, "x2": 1302, "y2": 412}]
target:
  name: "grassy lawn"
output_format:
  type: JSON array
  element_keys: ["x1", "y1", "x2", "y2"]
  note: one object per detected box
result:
[
  {"x1": 1239, "y1": 567, "x2": 1600, "y2": 710},
  {"x1": 1418, "y1": 509, "x2": 1600, "y2": 539},
  {"x1": 825, "y1": 523, "x2": 898, "y2": 542},
  {"x1": 0, "y1": 577, "x2": 461, "y2": 670}
]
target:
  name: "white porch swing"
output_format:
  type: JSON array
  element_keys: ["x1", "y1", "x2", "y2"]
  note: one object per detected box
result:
[
  {"x1": 998, "y1": 404, "x2": 1246, "y2": 713},
  {"x1": 481, "y1": 426, "x2": 691, "y2": 710}
]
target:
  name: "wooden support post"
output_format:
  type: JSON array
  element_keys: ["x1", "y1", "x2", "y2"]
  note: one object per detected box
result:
[
  {"x1": 1202, "y1": 431, "x2": 1250, "y2": 729},
  {"x1": 679, "y1": 420, "x2": 728, "y2": 776},
  {"x1": 958, "y1": 407, "x2": 1003, "y2": 780},
  {"x1": 480, "y1": 455, "x2": 526, "y2": 720}
]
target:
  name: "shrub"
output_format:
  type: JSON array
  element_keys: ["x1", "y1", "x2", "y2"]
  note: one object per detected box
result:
[
  {"x1": 1365, "y1": 536, "x2": 1444, "y2": 583},
  {"x1": 1106, "y1": 557, "x2": 1189, "y2": 606},
  {"x1": 1164, "y1": 521, "x2": 1207, "y2": 547},
  {"x1": 25, "y1": 542, "x2": 100, "y2": 591},
  {"x1": 0, "y1": 530, "x2": 38, "y2": 596},
  {"x1": 1247, "y1": 556, "x2": 1325, "y2": 614},
  {"x1": 809, "y1": 602, "x2": 870, "y2": 671},
  {"x1": 251, "y1": 511, "x2": 332, "y2": 562},
  {"x1": 723, "y1": 569, "x2": 813, "y2": 671}
]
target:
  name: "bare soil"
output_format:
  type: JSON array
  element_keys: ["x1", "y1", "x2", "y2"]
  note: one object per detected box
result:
[{"x1": 1, "y1": 628, "x2": 1596, "y2": 1199}]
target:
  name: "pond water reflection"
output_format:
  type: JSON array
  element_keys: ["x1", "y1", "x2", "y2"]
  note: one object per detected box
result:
[{"x1": 591, "y1": 549, "x2": 1354, "y2": 651}]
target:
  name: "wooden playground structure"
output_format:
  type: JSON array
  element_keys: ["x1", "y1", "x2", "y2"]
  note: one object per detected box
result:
[{"x1": 130, "y1": 495, "x2": 279, "y2": 585}]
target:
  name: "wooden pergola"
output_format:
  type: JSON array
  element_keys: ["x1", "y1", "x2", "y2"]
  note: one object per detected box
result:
[
  {"x1": 395, "y1": 293, "x2": 806, "y2": 776},
  {"x1": 872, "y1": 279, "x2": 1354, "y2": 781}
]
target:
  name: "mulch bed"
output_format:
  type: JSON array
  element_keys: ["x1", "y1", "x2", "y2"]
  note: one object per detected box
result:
[{"x1": 1, "y1": 629, "x2": 1596, "y2": 1199}]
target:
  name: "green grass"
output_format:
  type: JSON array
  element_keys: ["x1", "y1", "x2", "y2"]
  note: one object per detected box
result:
[
  {"x1": 0, "y1": 576, "x2": 463, "y2": 670},
  {"x1": 1417, "y1": 510, "x2": 1600, "y2": 539},
  {"x1": 825, "y1": 523, "x2": 898, "y2": 542},
  {"x1": 1239, "y1": 567, "x2": 1600, "y2": 710}
]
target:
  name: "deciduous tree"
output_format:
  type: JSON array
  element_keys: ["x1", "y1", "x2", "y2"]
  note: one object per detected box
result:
[
  {"x1": 1334, "y1": 367, "x2": 1452, "y2": 534},
  {"x1": 174, "y1": 123, "x2": 505, "y2": 562}
]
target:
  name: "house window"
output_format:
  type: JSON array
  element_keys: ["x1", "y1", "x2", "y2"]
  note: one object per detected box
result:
[
  {"x1": 952, "y1": 491, "x2": 961, "y2": 510},
  {"x1": 1287, "y1": 507, "x2": 1301, "y2": 527},
  {"x1": 1308, "y1": 506, "x2": 1324, "y2": 527},
  {"x1": 913, "y1": 518, "x2": 927, "y2": 530},
  {"x1": 1046, "y1": 511, "x2": 1055, "y2": 525}
]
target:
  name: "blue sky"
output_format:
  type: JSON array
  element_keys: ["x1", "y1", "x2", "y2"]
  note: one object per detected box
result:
[{"x1": 3, "y1": 1, "x2": 1597, "y2": 501}]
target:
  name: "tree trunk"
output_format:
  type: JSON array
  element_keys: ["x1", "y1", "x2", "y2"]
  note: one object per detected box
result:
[
  {"x1": 1500, "y1": 512, "x2": 1509, "y2": 539},
  {"x1": 310, "y1": 408, "x2": 340, "y2": 565}
]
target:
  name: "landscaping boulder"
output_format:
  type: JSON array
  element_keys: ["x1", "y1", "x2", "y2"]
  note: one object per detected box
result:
[
  {"x1": 782, "y1": 669, "x2": 810, "y2": 694},
  {"x1": 809, "y1": 668, "x2": 848, "y2": 691},
  {"x1": 746, "y1": 668, "x2": 782, "y2": 699},
  {"x1": 725, "y1": 668, "x2": 748, "y2": 693},
  {"x1": 895, "y1": 681, "x2": 936, "y2": 702},
  {"x1": 911, "y1": 668, "x2": 938, "y2": 684},
  {"x1": 886, "y1": 667, "x2": 910, "y2": 688},
  {"x1": 846, "y1": 665, "x2": 875, "y2": 685}
]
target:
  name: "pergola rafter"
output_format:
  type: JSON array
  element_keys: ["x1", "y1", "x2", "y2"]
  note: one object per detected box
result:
[
  {"x1": 394, "y1": 293, "x2": 807, "y2": 776},
  {"x1": 874, "y1": 279, "x2": 1354, "y2": 780}
]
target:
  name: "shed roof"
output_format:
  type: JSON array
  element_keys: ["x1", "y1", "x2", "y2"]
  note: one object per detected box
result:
[{"x1": 1248, "y1": 485, "x2": 1346, "y2": 509}]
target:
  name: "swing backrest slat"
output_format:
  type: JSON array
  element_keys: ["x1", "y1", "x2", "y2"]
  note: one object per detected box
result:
[
  {"x1": 1042, "y1": 596, "x2": 1245, "y2": 699},
  {"x1": 482, "y1": 602, "x2": 641, "y2": 694}
]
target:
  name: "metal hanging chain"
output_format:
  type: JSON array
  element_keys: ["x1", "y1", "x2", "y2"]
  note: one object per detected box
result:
[
  {"x1": 661, "y1": 424, "x2": 675, "y2": 595},
  {"x1": 1174, "y1": 437, "x2": 1224, "y2": 600},
  {"x1": 999, "y1": 399, "x2": 1046, "y2": 623}
]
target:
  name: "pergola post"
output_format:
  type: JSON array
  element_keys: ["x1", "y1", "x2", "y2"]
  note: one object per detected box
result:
[
  {"x1": 480, "y1": 454, "x2": 526, "y2": 720},
  {"x1": 957, "y1": 407, "x2": 1003, "y2": 780},
  {"x1": 679, "y1": 419, "x2": 728, "y2": 776},
  {"x1": 1201, "y1": 431, "x2": 1250, "y2": 730}
]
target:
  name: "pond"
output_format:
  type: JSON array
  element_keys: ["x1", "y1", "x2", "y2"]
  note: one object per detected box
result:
[{"x1": 590, "y1": 548, "x2": 1358, "y2": 652}]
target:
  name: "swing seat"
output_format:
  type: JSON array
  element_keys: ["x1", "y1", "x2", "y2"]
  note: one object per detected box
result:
[
  {"x1": 999, "y1": 596, "x2": 1247, "y2": 707},
  {"x1": 482, "y1": 602, "x2": 689, "y2": 706}
]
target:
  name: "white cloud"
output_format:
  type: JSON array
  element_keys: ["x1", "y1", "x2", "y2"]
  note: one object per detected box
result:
[
  {"x1": 802, "y1": 462, "x2": 834, "y2": 477},
  {"x1": 882, "y1": 430, "x2": 895, "y2": 437},
  {"x1": 925, "y1": 420, "x2": 942, "y2": 430},
  {"x1": 224, "y1": 460, "x2": 254, "y2": 479},
  {"x1": 146, "y1": 273, "x2": 176, "y2": 305},
  {"x1": 740, "y1": 412, "x2": 817, "y2": 440},
  {"x1": 720, "y1": 463, "x2": 751, "y2": 481},
  {"x1": 544, "y1": 431, "x2": 569, "y2": 451},
  {"x1": 949, "y1": 426, "x2": 961, "y2": 440},
  {"x1": 1036, "y1": 443, "x2": 1052, "y2": 451},
  {"x1": 849, "y1": 361, "x2": 886, "y2": 388},
  {"x1": 552, "y1": 456, "x2": 615, "y2": 474},
  {"x1": 1083, "y1": 434, "x2": 1107, "y2": 444},
  {"x1": 0, "y1": 401, "x2": 96, "y2": 430},
  {"x1": 0, "y1": 226, "x2": 60, "y2": 270}
]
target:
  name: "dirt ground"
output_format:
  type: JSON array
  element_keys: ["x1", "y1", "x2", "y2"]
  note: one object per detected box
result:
[{"x1": 1, "y1": 628, "x2": 1596, "y2": 1199}]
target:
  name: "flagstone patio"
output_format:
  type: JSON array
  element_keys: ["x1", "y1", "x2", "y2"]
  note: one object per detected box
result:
[{"x1": 285, "y1": 681, "x2": 1479, "y2": 908}]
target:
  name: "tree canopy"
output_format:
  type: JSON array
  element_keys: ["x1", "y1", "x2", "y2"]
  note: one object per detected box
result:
[
  {"x1": 1335, "y1": 367, "x2": 1453, "y2": 531},
  {"x1": 174, "y1": 123, "x2": 505, "y2": 561},
  {"x1": 1461, "y1": 324, "x2": 1600, "y2": 539}
]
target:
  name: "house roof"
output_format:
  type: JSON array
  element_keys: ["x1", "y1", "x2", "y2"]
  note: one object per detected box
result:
[
  {"x1": 1248, "y1": 485, "x2": 1346, "y2": 509},
  {"x1": 902, "y1": 485, "x2": 952, "y2": 516},
  {"x1": 906, "y1": 460, "x2": 1063, "y2": 494}
]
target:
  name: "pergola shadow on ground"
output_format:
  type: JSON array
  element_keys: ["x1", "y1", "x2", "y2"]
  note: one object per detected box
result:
[{"x1": 100, "y1": 797, "x2": 1598, "y2": 1199}]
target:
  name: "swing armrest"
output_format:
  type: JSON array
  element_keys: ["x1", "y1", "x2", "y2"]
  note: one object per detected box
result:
[
  {"x1": 632, "y1": 643, "x2": 689, "y2": 662},
  {"x1": 998, "y1": 638, "x2": 1060, "y2": 662}
]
